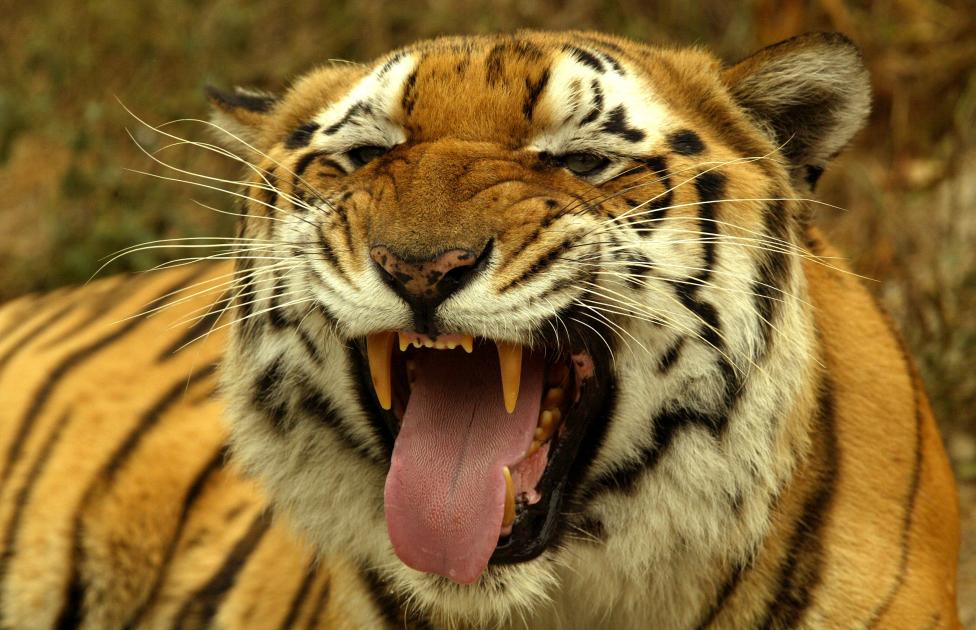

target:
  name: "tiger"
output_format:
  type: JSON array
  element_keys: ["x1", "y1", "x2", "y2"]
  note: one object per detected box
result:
[{"x1": 0, "y1": 29, "x2": 961, "y2": 629}]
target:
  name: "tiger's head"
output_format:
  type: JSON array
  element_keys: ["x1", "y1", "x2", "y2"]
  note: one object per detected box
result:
[{"x1": 214, "y1": 31, "x2": 869, "y2": 624}]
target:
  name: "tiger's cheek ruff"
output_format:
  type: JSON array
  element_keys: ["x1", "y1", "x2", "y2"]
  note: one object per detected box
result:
[{"x1": 202, "y1": 32, "x2": 960, "y2": 629}]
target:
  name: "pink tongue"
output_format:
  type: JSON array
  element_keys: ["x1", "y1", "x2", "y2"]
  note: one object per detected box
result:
[{"x1": 384, "y1": 344, "x2": 543, "y2": 584}]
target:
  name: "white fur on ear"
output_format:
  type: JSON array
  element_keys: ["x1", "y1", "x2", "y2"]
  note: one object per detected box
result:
[
  {"x1": 723, "y1": 33, "x2": 871, "y2": 190},
  {"x1": 205, "y1": 85, "x2": 279, "y2": 150}
]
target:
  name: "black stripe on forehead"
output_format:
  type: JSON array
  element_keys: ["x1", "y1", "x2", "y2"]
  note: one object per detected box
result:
[
  {"x1": 600, "y1": 105, "x2": 646, "y2": 143},
  {"x1": 564, "y1": 45, "x2": 606, "y2": 73},
  {"x1": 324, "y1": 101, "x2": 373, "y2": 135},
  {"x1": 523, "y1": 68, "x2": 551, "y2": 121},
  {"x1": 484, "y1": 38, "x2": 546, "y2": 86}
]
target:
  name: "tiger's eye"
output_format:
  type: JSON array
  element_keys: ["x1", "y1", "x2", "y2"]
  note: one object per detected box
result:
[
  {"x1": 560, "y1": 152, "x2": 610, "y2": 177},
  {"x1": 347, "y1": 145, "x2": 389, "y2": 168}
]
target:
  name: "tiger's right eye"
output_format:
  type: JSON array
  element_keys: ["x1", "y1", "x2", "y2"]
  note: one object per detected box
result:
[{"x1": 347, "y1": 145, "x2": 389, "y2": 168}]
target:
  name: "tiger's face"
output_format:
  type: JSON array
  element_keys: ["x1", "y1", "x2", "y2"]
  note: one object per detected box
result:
[{"x1": 217, "y1": 31, "x2": 868, "y2": 623}]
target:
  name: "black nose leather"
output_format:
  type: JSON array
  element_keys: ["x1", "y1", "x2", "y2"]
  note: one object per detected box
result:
[{"x1": 370, "y1": 242, "x2": 491, "y2": 333}]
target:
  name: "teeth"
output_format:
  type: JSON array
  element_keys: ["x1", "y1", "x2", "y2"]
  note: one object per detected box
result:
[
  {"x1": 543, "y1": 387, "x2": 564, "y2": 408},
  {"x1": 366, "y1": 332, "x2": 395, "y2": 410},
  {"x1": 496, "y1": 341, "x2": 522, "y2": 414},
  {"x1": 460, "y1": 336, "x2": 473, "y2": 353},
  {"x1": 502, "y1": 466, "x2": 515, "y2": 528},
  {"x1": 398, "y1": 332, "x2": 410, "y2": 352}
]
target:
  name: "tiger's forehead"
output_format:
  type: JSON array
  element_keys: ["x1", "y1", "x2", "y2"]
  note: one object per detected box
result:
[{"x1": 303, "y1": 36, "x2": 674, "y2": 152}]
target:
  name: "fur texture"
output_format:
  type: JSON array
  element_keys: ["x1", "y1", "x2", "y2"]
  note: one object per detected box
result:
[{"x1": 0, "y1": 31, "x2": 960, "y2": 628}]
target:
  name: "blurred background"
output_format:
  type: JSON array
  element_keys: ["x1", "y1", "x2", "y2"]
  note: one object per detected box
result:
[{"x1": 1, "y1": 0, "x2": 973, "y2": 618}]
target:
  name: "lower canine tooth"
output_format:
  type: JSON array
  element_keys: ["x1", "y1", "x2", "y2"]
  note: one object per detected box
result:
[
  {"x1": 366, "y1": 332, "x2": 395, "y2": 410},
  {"x1": 503, "y1": 466, "x2": 515, "y2": 528},
  {"x1": 496, "y1": 341, "x2": 523, "y2": 414}
]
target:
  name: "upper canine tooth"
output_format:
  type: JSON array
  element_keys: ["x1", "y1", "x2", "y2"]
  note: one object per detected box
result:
[
  {"x1": 460, "y1": 335, "x2": 474, "y2": 353},
  {"x1": 502, "y1": 466, "x2": 515, "y2": 528},
  {"x1": 398, "y1": 332, "x2": 410, "y2": 352},
  {"x1": 496, "y1": 341, "x2": 523, "y2": 414},
  {"x1": 366, "y1": 332, "x2": 395, "y2": 410}
]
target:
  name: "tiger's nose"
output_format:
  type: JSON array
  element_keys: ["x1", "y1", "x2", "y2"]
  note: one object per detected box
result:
[{"x1": 369, "y1": 244, "x2": 487, "y2": 302}]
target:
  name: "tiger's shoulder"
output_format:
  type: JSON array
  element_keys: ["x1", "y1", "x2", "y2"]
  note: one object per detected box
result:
[{"x1": 0, "y1": 265, "x2": 398, "y2": 628}]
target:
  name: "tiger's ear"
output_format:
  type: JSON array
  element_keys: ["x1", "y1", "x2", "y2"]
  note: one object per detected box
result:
[
  {"x1": 205, "y1": 85, "x2": 279, "y2": 149},
  {"x1": 722, "y1": 32, "x2": 871, "y2": 190}
]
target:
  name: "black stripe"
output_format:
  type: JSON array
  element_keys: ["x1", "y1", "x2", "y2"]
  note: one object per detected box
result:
[
  {"x1": 668, "y1": 129, "x2": 706, "y2": 156},
  {"x1": 294, "y1": 150, "x2": 329, "y2": 179},
  {"x1": 279, "y1": 566, "x2": 317, "y2": 630},
  {"x1": 55, "y1": 365, "x2": 218, "y2": 629},
  {"x1": 864, "y1": 372, "x2": 925, "y2": 627},
  {"x1": 498, "y1": 237, "x2": 576, "y2": 293},
  {"x1": 657, "y1": 336, "x2": 686, "y2": 374},
  {"x1": 522, "y1": 68, "x2": 550, "y2": 121},
  {"x1": 580, "y1": 79, "x2": 604, "y2": 125},
  {"x1": 172, "y1": 510, "x2": 272, "y2": 629},
  {"x1": 37, "y1": 278, "x2": 138, "y2": 352},
  {"x1": 564, "y1": 45, "x2": 605, "y2": 73},
  {"x1": 253, "y1": 357, "x2": 288, "y2": 432},
  {"x1": 122, "y1": 447, "x2": 227, "y2": 629},
  {"x1": 362, "y1": 568, "x2": 433, "y2": 630},
  {"x1": 268, "y1": 275, "x2": 293, "y2": 330},
  {"x1": 694, "y1": 562, "x2": 746, "y2": 629},
  {"x1": 303, "y1": 576, "x2": 332, "y2": 630},
  {"x1": 804, "y1": 165, "x2": 824, "y2": 190},
  {"x1": 586, "y1": 405, "x2": 726, "y2": 496},
  {"x1": 0, "y1": 301, "x2": 76, "y2": 376},
  {"x1": 401, "y1": 69, "x2": 419, "y2": 116},
  {"x1": 285, "y1": 122, "x2": 320, "y2": 150},
  {"x1": 323, "y1": 102, "x2": 370, "y2": 135},
  {"x1": 295, "y1": 375, "x2": 381, "y2": 462},
  {"x1": 157, "y1": 292, "x2": 229, "y2": 361},
  {"x1": 303, "y1": 573, "x2": 332, "y2": 630},
  {"x1": 0, "y1": 267, "x2": 208, "y2": 494},
  {"x1": 0, "y1": 411, "x2": 71, "y2": 621},
  {"x1": 752, "y1": 199, "x2": 792, "y2": 358},
  {"x1": 0, "y1": 294, "x2": 45, "y2": 340},
  {"x1": 600, "y1": 105, "x2": 645, "y2": 143},
  {"x1": 756, "y1": 376, "x2": 838, "y2": 628}
]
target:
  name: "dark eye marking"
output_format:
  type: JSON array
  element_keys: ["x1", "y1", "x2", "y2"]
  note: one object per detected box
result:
[
  {"x1": 347, "y1": 145, "x2": 389, "y2": 168},
  {"x1": 285, "y1": 122, "x2": 320, "y2": 150},
  {"x1": 668, "y1": 129, "x2": 706, "y2": 156},
  {"x1": 564, "y1": 45, "x2": 606, "y2": 73},
  {"x1": 600, "y1": 105, "x2": 646, "y2": 143}
]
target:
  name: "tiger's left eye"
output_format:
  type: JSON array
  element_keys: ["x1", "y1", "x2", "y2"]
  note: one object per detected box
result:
[
  {"x1": 559, "y1": 152, "x2": 610, "y2": 177},
  {"x1": 347, "y1": 145, "x2": 389, "y2": 168}
]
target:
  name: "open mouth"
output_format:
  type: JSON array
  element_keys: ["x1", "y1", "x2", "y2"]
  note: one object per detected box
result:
[{"x1": 362, "y1": 330, "x2": 606, "y2": 584}]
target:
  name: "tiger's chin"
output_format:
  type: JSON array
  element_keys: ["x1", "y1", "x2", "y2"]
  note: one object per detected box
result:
[
  {"x1": 385, "y1": 557, "x2": 563, "y2": 626},
  {"x1": 354, "y1": 326, "x2": 613, "y2": 587}
]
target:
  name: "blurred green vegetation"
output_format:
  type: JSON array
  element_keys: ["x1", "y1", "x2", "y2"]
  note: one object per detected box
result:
[{"x1": 2, "y1": 0, "x2": 975, "y2": 617}]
